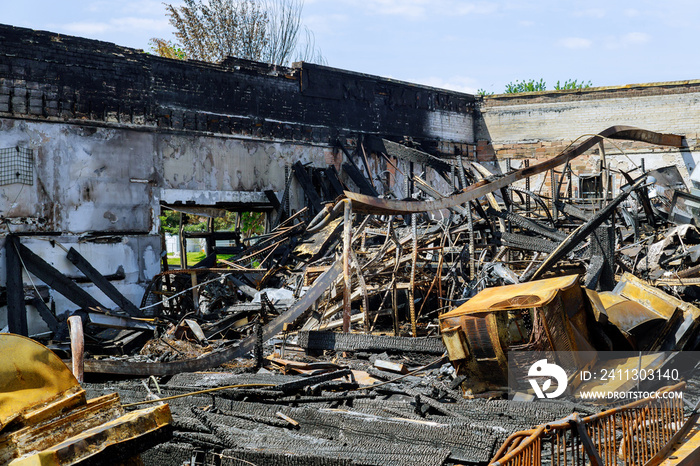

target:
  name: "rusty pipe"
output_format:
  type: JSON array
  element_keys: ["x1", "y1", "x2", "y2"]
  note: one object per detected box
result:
[{"x1": 68, "y1": 315, "x2": 84, "y2": 383}]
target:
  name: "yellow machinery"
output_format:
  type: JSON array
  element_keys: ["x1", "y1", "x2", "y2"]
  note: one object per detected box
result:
[
  {"x1": 0, "y1": 334, "x2": 172, "y2": 465},
  {"x1": 439, "y1": 275, "x2": 594, "y2": 393}
]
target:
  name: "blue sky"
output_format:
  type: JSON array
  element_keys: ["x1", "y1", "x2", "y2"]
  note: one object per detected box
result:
[{"x1": 3, "y1": 0, "x2": 699, "y2": 94}]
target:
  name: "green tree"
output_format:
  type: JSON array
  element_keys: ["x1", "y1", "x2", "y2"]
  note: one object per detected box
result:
[
  {"x1": 502, "y1": 79, "x2": 593, "y2": 94},
  {"x1": 152, "y1": 0, "x2": 323, "y2": 66},
  {"x1": 504, "y1": 79, "x2": 547, "y2": 93},
  {"x1": 240, "y1": 211, "x2": 265, "y2": 238},
  {"x1": 554, "y1": 79, "x2": 592, "y2": 90},
  {"x1": 149, "y1": 39, "x2": 187, "y2": 60}
]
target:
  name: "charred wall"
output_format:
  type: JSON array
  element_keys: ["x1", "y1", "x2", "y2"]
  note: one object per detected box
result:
[{"x1": 0, "y1": 23, "x2": 476, "y2": 145}]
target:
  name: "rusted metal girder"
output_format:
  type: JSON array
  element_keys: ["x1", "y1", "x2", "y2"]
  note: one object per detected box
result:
[
  {"x1": 82, "y1": 260, "x2": 343, "y2": 376},
  {"x1": 344, "y1": 126, "x2": 683, "y2": 214}
]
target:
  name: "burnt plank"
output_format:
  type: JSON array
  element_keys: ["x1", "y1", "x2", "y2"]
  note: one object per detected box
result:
[
  {"x1": 366, "y1": 136, "x2": 453, "y2": 173},
  {"x1": 342, "y1": 162, "x2": 378, "y2": 196},
  {"x1": 18, "y1": 243, "x2": 105, "y2": 311},
  {"x1": 264, "y1": 190, "x2": 288, "y2": 223},
  {"x1": 292, "y1": 161, "x2": 323, "y2": 214},
  {"x1": 312, "y1": 168, "x2": 333, "y2": 201},
  {"x1": 324, "y1": 166, "x2": 345, "y2": 197},
  {"x1": 67, "y1": 247, "x2": 141, "y2": 316},
  {"x1": 30, "y1": 295, "x2": 61, "y2": 332},
  {"x1": 6, "y1": 235, "x2": 28, "y2": 335}
]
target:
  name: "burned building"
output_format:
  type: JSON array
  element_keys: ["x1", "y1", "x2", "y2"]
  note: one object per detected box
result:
[
  {"x1": 2, "y1": 24, "x2": 699, "y2": 335},
  {"x1": 0, "y1": 24, "x2": 475, "y2": 334},
  {"x1": 4, "y1": 22, "x2": 700, "y2": 466}
]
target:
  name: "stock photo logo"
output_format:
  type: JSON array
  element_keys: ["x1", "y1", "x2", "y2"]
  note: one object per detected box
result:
[{"x1": 527, "y1": 359, "x2": 568, "y2": 399}]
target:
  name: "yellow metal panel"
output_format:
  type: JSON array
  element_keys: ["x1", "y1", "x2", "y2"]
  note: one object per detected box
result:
[
  {"x1": 441, "y1": 326, "x2": 469, "y2": 361},
  {"x1": 658, "y1": 424, "x2": 700, "y2": 466},
  {"x1": 616, "y1": 272, "x2": 700, "y2": 320},
  {"x1": 9, "y1": 404, "x2": 172, "y2": 466},
  {"x1": 0, "y1": 335, "x2": 80, "y2": 432},
  {"x1": 598, "y1": 291, "x2": 668, "y2": 333},
  {"x1": 440, "y1": 275, "x2": 579, "y2": 318}
]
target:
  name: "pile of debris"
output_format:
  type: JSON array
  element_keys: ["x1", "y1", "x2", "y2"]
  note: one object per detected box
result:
[
  {"x1": 84, "y1": 343, "x2": 603, "y2": 466},
  {"x1": 8, "y1": 126, "x2": 700, "y2": 464}
]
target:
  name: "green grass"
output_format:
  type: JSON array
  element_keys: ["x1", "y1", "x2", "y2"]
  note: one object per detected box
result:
[
  {"x1": 167, "y1": 252, "x2": 206, "y2": 267},
  {"x1": 166, "y1": 252, "x2": 236, "y2": 267}
]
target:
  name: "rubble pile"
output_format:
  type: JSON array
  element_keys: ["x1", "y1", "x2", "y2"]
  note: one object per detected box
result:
[
  {"x1": 84, "y1": 348, "x2": 600, "y2": 466},
  {"x1": 9, "y1": 127, "x2": 700, "y2": 464}
]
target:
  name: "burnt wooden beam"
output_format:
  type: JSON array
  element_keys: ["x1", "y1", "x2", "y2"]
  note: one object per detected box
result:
[
  {"x1": 324, "y1": 166, "x2": 346, "y2": 198},
  {"x1": 292, "y1": 161, "x2": 323, "y2": 214},
  {"x1": 297, "y1": 331, "x2": 446, "y2": 354},
  {"x1": 30, "y1": 295, "x2": 60, "y2": 333},
  {"x1": 488, "y1": 208, "x2": 566, "y2": 241},
  {"x1": 18, "y1": 243, "x2": 105, "y2": 311},
  {"x1": 336, "y1": 139, "x2": 367, "y2": 185},
  {"x1": 66, "y1": 247, "x2": 141, "y2": 316},
  {"x1": 6, "y1": 235, "x2": 28, "y2": 336},
  {"x1": 365, "y1": 136, "x2": 453, "y2": 173},
  {"x1": 264, "y1": 190, "x2": 288, "y2": 223},
  {"x1": 312, "y1": 168, "x2": 332, "y2": 201},
  {"x1": 342, "y1": 162, "x2": 378, "y2": 196},
  {"x1": 498, "y1": 232, "x2": 558, "y2": 253},
  {"x1": 183, "y1": 231, "x2": 241, "y2": 241}
]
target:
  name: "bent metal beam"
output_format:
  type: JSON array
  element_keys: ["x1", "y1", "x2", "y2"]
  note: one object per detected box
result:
[{"x1": 344, "y1": 126, "x2": 684, "y2": 215}]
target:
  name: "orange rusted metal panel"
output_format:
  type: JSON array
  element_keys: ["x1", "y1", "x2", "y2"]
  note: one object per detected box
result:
[{"x1": 439, "y1": 275, "x2": 592, "y2": 394}]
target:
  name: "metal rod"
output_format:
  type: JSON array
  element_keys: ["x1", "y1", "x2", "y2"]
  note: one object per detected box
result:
[
  {"x1": 409, "y1": 214, "x2": 418, "y2": 337},
  {"x1": 342, "y1": 200, "x2": 352, "y2": 333}
]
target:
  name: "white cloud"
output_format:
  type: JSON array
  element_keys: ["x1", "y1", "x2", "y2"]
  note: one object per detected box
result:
[
  {"x1": 358, "y1": 0, "x2": 430, "y2": 19},
  {"x1": 340, "y1": 0, "x2": 498, "y2": 19},
  {"x1": 454, "y1": 2, "x2": 499, "y2": 15},
  {"x1": 411, "y1": 76, "x2": 479, "y2": 94},
  {"x1": 623, "y1": 8, "x2": 640, "y2": 17},
  {"x1": 559, "y1": 37, "x2": 592, "y2": 49},
  {"x1": 573, "y1": 8, "x2": 606, "y2": 18},
  {"x1": 304, "y1": 14, "x2": 350, "y2": 35},
  {"x1": 61, "y1": 16, "x2": 170, "y2": 38},
  {"x1": 123, "y1": 0, "x2": 178, "y2": 16},
  {"x1": 110, "y1": 17, "x2": 170, "y2": 31},
  {"x1": 604, "y1": 32, "x2": 651, "y2": 49},
  {"x1": 62, "y1": 21, "x2": 111, "y2": 35},
  {"x1": 621, "y1": 32, "x2": 651, "y2": 45}
]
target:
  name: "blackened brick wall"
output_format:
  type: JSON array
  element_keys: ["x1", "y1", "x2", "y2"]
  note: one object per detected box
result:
[{"x1": 0, "y1": 24, "x2": 476, "y2": 145}]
